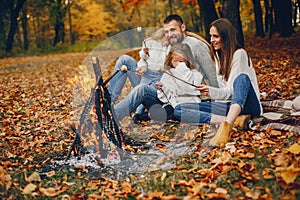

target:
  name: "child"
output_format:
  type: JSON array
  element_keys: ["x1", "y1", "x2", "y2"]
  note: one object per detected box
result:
[{"x1": 154, "y1": 43, "x2": 203, "y2": 119}]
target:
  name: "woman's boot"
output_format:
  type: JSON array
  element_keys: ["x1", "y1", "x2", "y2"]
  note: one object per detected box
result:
[
  {"x1": 233, "y1": 114, "x2": 250, "y2": 130},
  {"x1": 209, "y1": 121, "x2": 233, "y2": 147}
]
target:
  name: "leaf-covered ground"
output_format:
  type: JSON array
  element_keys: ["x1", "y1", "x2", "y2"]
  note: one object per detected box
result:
[{"x1": 0, "y1": 32, "x2": 299, "y2": 199}]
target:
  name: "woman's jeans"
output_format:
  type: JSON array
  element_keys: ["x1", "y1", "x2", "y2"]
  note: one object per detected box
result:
[{"x1": 174, "y1": 74, "x2": 261, "y2": 124}]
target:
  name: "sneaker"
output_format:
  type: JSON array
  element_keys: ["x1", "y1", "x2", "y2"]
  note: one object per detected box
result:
[{"x1": 132, "y1": 112, "x2": 151, "y2": 124}]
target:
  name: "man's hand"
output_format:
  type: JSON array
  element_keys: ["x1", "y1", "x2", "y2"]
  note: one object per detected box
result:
[
  {"x1": 155, "y1": 82, "x2": 163, "y2": 90},
  {"x1": 135, "y1": 66, "x2": 147, "y2": 78},
  {"x1": 196, "y1": 85, "x2": 209, "y2": 96}
]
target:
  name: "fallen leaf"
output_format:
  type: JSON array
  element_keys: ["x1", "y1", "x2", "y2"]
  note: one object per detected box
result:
[
  {"x1": 22, "y1": 183, "x2": 37, "y2": 194},
  {"x1": 122, "y1": 181, "x2": 132, "y2": 192},
  {"x1": 286, "y1": 143, "x2": 300, "y2": 154},
  {"x1": 46, "y1": 170, "x2": 55, "y2": 177},
  {"x1": 161, "y1": 172, "x2": 167, "y2": 181},
  {"x1": 276, "y1": 164, "x2": 300, "y2": 184},
  {"x1": 39, "y1": 186, "x2": 67, "y2": 197},
  {"x1": 245, "y1": 190, "x2": 261, "y2": 199},
  {"x1": 27, "y1": 172, "x2": 41, "y2": 182},
  {"x1": 215, "y1": 187, "x2": 228, "y2": 194}
]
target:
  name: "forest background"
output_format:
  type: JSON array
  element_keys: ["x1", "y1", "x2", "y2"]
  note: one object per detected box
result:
[
  {"x1": 1, "y1": 0, "x2": 300, "y2": 199},
  {"x1": 1, "y1": 0, "x2": 299, "y2": 57}
]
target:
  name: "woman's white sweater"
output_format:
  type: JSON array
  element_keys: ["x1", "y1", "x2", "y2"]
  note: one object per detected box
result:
[{"x1": 207, "y1": 49, "x2": 262, "y2": 114}]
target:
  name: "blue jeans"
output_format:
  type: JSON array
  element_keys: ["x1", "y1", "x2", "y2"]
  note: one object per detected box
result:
[
  {"x1": 107, "y1": 55, "x2": 163, "y2": 115},
  {"x1": 174, "y1": 74, "x2": 261, "y2": 124},
  {"x1": 107, "y1": 55, "x2": 141, "y2": 103},
  {"x1": 113, "y1": 84, "x2": 161, "y2": 121}
]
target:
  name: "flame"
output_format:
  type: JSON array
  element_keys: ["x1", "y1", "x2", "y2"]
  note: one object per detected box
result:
[{"x1": 70, "y1": 64, "x2": 123, "y2": 162}]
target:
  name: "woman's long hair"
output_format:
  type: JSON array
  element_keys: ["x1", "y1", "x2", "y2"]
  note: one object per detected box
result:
[
  {"x1": 209, "y1": 18, "x2": 243, "y2": 81},
  {"x1": 164, "y1": 43, "x2": 196, "y2": 71}
]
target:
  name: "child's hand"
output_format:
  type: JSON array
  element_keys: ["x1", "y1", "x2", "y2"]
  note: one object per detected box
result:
[
  {"x1": 155, "y1": 82, "x2": 163, "y2": 90},
  {"x1": 196, "y1": 85, "x2": 209, "y2": 95},
  {"x1": 143, "y1": 47, "x2": 149, "y2": 55},
  {"x1": 136, "y1": 66, "x2": 147, "y2": 77}
]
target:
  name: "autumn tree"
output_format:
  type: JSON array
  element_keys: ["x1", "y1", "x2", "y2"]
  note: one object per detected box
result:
[
  {"x1": 273, "y1": 0, "x2": 294, "y2": 37},
  {"x1": 221, "y1": 0, "x2": 244, "y2": 47},
  {"x1": 21, "y1": 1, "x2": 29, "y2": 51},
  {"x1": 5, "y1": 0, "x2": 26, "y2": 53},
  {"x1": 50, "y1": 0, "x2": 66, "y2": 46},
  {"x1": 197, "y1": 0, "x2": 219, "y2": 40},
  {"x1": 252, "y1": 0, "x2": 265, "y2": 37},
  {"x1": 72, "y1": 0, "x2": 115, "y2": 41},
  {"x1": 264, "y1": 0, "x2": 274, "y2": 38},
  {"x1": 0, "y1": 0, "x2": 9, "y2": 52}
]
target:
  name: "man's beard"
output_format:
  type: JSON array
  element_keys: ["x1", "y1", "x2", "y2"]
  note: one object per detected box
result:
[{"x1": 169, "y1": 33, "x2": 184, "y2": 45}]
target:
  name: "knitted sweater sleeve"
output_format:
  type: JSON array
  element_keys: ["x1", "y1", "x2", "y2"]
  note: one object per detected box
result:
[{"x1": 207, "y1": 49, "x2": 251, "y2": 100}]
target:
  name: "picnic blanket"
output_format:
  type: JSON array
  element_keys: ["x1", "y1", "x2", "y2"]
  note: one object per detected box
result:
[{"x1": 249, "y1": 89, "x2": 300, "y2": 133}]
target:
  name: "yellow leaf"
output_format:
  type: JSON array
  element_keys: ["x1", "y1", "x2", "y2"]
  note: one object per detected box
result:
[
  {"x1": 161, "y1": 172, "x2": 167, "y2": 181},
  {"x1": 27, "y1": 172, "x2": 41, "y2": 182},
  {"x1": 46, "y1": 171, "x2": 55, "y2": 177},
  {"x1": 287, "y1": 143, "x2": 300, "y2": 154},
  {"x1": 215, "y1": 187, "x2": 228, "y2": 194},
  {"x1": 39, "y1": 186, "x2": 67, "y2": 197},
  {"x1": 122, "y1": 181, "x2": 132, "y2": 192},
  {"x1": 276, "y1": 164, "x2": 300, "y2": 184},
  {"x1": 22, "y1": 183, "x2": 37, "y2": 194}
]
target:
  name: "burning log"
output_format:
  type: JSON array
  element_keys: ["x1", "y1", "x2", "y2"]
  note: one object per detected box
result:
[{"x1": 66, "y1": 56, "x2": 126, "y2": 160}]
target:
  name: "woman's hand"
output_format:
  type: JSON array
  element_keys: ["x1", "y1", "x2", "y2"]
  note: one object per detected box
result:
[
  {"x1": 135, "y1": 66, "x2": 147, "y2": 77},
  {"x1": 196, "y1": 85, "x2": 209, "y2": 96},
  {"x1": 155, "y1": 82, "x2": 163, "y2": 90}
]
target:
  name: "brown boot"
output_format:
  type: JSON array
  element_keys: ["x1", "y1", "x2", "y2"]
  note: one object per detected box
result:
[
  {"x1": 209, "y1": 121, "x2": 233, "y2": 147},
  {"x1": 233, "y1": 115, "x2": 250, "y2": 130}
]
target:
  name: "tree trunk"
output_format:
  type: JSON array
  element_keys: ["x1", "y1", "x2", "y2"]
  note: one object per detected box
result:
[
  {"x1": 294, "y1": 0, "x2": 300, "y2": 28},
  {"x1": 21, "y1": 2, "x2": 29, "y2": 51},
  {"x1": 280, "y1": 0, "x2": 293, "y2": 37},
  {"x1": 273, "y1": 0, "x2": 293, "y2": 37},
  {"x1": 52, "y1": 0, "x2": 65, "y2": 46},
  {"x1": 5, "y1": 0, "x2": 26, "y2": 53},
  {"x1": 168, "y1": 0, "x2": 173, "y2": 14},
  {"x1": 272, "y1": 0, "x2": 280, "y2": 33},
  {"x1": 0, "y1": 11, "x2": 6, "y2": 52},
  {"x1": 197, "y1": 0, "x2": 218, "y2": 40},
  {"x1": 221, "y1": 0, "x2": 244, "y2": 47},
  {"x1": 252, "y1": 0, "x2": 265, "y2": 37},
  {"x1": 264, "y1": 0, "x2": 274, "y2": 39},
  {"x1": 66, "y1": 0, "x2": 74, "y2": 45}
]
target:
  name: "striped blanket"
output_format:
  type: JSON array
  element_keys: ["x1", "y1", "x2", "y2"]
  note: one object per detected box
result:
[{"x1": 250, "y1": 89, "x2": 300, "y2": 133}]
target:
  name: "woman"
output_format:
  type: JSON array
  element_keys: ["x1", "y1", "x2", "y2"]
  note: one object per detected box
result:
[{"x1": 174, "y1": 18, "x2": 262, "y2": 147}]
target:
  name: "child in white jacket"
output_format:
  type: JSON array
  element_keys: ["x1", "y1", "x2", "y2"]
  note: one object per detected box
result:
[{"x1": 157, "y1": 43, "x2": 203, "y2": 109}]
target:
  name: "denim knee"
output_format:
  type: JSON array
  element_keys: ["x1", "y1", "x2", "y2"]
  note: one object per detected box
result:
[
  {"x1": 233, "y1": 73, "x2": 250, "y2": 87},
  {"x1": 174, "y1": 105, "x2": 181, "y2": 120},
  {"x1": 118, "y1": 55, "x2": 137, "y2": 70}
]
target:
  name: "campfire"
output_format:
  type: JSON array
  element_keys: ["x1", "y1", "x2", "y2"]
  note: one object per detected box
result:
[{"x1": 66, "y1": 56, "x2": 126, "y2": 162}]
